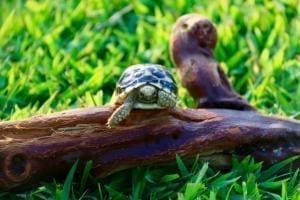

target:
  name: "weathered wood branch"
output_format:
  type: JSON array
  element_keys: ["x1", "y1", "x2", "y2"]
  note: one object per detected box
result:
[
  {"x1": 0, "y1": 13, "x2": 299, "y2": 191},
  {"x1": 0, "y1": 107, "x2": 299, "y2": 190},
  {"x1": 170, "y1": 14, "x2": 254, "y2": 110}
]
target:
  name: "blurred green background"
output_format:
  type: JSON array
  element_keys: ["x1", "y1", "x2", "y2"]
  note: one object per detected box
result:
[{"x1": 0, "y1": 0, "x2": 299, "y2": 199}]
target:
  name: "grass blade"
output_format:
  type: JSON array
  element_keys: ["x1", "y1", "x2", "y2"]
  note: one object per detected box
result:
[
  {"x1": 176, "y1": 155, "x2": 189, "y2": 177},
  {"x1": 259, "y1": 156, "x2": 299, "y2": 181},
  {"x1": 62, "y1": 160, "x2": 79, "y2": 200},
  {"x1": 79, "y1": 160, "x2": 93, "y2": 195}
]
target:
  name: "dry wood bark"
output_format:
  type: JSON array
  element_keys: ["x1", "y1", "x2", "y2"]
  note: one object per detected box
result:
[{"x1": 0, "y1": 13, "x2": 299, "y2": 191}]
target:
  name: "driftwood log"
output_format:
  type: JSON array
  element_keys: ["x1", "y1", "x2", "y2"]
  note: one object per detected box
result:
[{"x1": 0, "y1": 14, "x2": 299, "y2": 191}]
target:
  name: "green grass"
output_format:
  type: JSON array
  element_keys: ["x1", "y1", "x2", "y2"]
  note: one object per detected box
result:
[{"x1": 0, "y1": 0, "x2": 299, "y2": 199}]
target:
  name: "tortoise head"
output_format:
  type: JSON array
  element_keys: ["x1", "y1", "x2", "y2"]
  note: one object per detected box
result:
[{"x1": 137, "y1": 85, "x2": 157, "y2": 103}]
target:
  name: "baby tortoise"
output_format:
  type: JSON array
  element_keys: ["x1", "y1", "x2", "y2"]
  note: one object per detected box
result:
[{"x1": 106, "y1": 64, "x2": 178, "y2": 128}]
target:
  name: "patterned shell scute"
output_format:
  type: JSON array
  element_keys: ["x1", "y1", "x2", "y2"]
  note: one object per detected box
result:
[{"x1": 117, "y1": 64, "x2": 177, "y2": 97}]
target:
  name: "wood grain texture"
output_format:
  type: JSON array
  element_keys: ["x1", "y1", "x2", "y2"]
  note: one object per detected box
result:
[{"x1": 0, "y1": 107, "x2": 299, "y2": 190}]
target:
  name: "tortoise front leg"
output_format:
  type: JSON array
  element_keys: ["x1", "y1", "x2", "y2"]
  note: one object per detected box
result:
[
  {"x1": 157, "y1": 90, "x2": 177, "y2": 108},
  {"x1": 106, "y1": 93, "x2": 135, "y2": 128}
]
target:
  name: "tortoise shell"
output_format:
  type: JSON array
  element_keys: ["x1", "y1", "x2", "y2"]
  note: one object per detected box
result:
[{"x1": 116, "y1": 64, "x2": 177, "y2": 101}]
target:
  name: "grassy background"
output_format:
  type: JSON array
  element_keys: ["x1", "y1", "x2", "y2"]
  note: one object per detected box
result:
[{"x1": 0, "y1": 0, "x2": 299, "y2": 199}]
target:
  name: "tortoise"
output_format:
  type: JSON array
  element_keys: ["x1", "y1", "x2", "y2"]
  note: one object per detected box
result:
[{"x1": 106, "y1": 63, "x2": 178, "y2": 128}]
